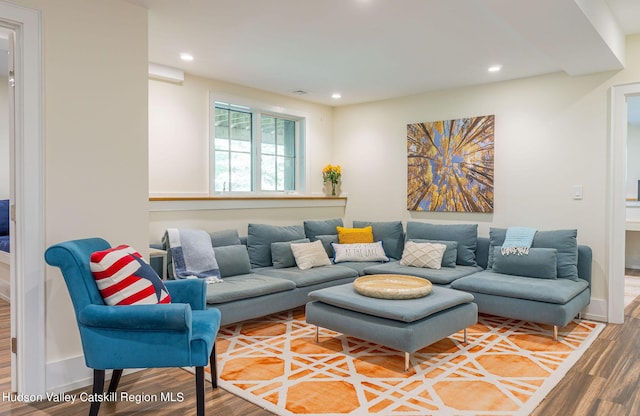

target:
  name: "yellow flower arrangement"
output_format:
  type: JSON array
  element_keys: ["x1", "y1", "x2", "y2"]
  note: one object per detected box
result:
[{"x1": 322, "y1": 164, "x2": 341, "y2": 196}]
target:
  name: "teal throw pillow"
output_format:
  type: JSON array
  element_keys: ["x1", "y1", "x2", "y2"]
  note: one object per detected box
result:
[
  {"x1": 271, "y1": 238, "x2": 310, "y2": 269},
  {"x1": 492, "y1": 247, "x2": 558, "y2": 279}
]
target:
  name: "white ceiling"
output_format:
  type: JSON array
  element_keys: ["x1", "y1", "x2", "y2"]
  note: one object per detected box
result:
[{"x1": 129, "y1": 0, "x2": 640, "y2": 106}]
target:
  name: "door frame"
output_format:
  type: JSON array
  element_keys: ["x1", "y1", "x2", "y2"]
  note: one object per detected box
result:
[
  {"x1": 608, "y1": 82, "x2": 640, "y2": 325},
  {"x1": 0, "y1": 1, "x2": 44, "y2": 395}
]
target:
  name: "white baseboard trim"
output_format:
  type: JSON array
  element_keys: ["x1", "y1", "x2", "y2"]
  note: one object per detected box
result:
[
  {"x1": 584, "y1": 297, "x2": 607, "y2": 322},
  {"x1": 46, "y1": 355, "x2": 140, "y2": 393}
]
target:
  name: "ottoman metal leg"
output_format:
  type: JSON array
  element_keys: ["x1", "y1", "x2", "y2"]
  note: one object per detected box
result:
[
  {"x1": 315, "y1": 326, "x2": 319, "y2": 343},
  {"x1": 404, "y1": 352, "x2": 410, "y2": 372},
  {"x1": 553, "y1": 325, "x2": 558, "y2": 341},
  {"x1": 464, "y1": 328, "x2": 468, "y2": 344}
]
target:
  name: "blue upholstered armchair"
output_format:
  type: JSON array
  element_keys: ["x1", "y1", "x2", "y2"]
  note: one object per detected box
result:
[{"x1": 44, "y1": 238, "x2": 221, "y2": 416}]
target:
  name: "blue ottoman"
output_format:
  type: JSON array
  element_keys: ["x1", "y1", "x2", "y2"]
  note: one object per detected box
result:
[{"x1": 306, "y1": 283, "x2": 477, "y2": 371}]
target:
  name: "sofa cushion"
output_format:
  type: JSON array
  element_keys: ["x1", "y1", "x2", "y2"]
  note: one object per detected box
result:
[
  {"x1": 332, "y1": 241, "x2": 389, "y2": 263},
  {"x1": 255, "y1": 264, "x2": 358, "y2": 288},
  {"x1": 406, "y1": 222, "x2": 478, "y2": 266},
  {"x1": 315, "y1": 234, "x2": 338, "y2": 257},
  {"x1": 409, "y1": 239, "x2": 458, "y2": 268},
  {"x1": 90, "y1": 245, "x2": 171, "y2": 305},
  {"x1": 290, "y1": 240, "x2": 332, "y2": 270},
  {"x1": 205, "y1": 274, "x2": 296, "y2": 304},
  {"x1": 210, "y1": 229, "x2": 242, "y2": 247},
  {"x1": 364, "y1": 262, "x2": 481, "y2": 285},
  {"x1": 214, "y1": 245, "x2": 252, "y2": 278},
  {"x1": 492, "y1": 247, "x2": 558, "y2": 279},
  {"x1": 309, "y1": 285, "x2": 474, "y2": 323},
  {"x1": 247, "y1": 223, "x2": 306, "y2": 268},
  {"x1": 451, "y1": 270, "x2": 588, "y2": 304},
  {"x1": 304, "y1": 218, "x2": 343, "y2": 241},
  {"x1": 489, "y1": 228, "x2": 579, "y2": 280},
  {"x1": 271, "y1": 238, "x2": 310, "y2": 269},
  {"x1": 353, "y1": 220, "x2": 405, "y2": 260},
  {"x1": 337, "y1": 226, "x2": 374, "y2": 244},
  {"x1": 400, "y1": 241, "x2": 446, "y2": 269}
]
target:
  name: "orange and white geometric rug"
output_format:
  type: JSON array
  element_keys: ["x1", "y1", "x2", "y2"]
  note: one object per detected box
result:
[{"x1": 213, "y1": 307, "x2": 603, "y2": 416}]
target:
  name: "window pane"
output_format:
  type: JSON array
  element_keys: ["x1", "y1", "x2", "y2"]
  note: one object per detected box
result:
[
  {"x1": 230, "y1": 111, "x2": 251, "y2": 141},
  {"x1": 282, "y1": 120, "x2": 296, "y2": 157},
  {"x1": 215, "y1": 138, "x2": 229, "y2": 151},
  {"x1": 215, "y1": 152, "x2": 229, "y2": 192},
  {"x1": 283, "y1": 156, "x2": 295, "y2": 190},
  {"x1": 215, "y1": 108, "x2": 229, "y2": 139},
  {"x1": 230, "y1": 139, "x2": 251, "y2": 152},
  {"x1": 276, "y1": 156, "x2": 285, "y2": 190},
  {"x1": 261, "y1": 154, "x2": 276, "y2": 190},
  {"x1": 230, "y1": 152, "x2": 251, "y2": 191},
  {"x1": 261, "y1": 116, "x2": 276, "y2": 155}
]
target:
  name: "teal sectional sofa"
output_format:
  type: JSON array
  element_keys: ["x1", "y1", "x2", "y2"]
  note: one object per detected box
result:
[{"x1": 153, "y1": 220, "x2": 592, "y2": 339}]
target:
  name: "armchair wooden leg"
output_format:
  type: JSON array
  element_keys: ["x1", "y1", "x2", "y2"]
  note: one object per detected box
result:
[
  {"x1": 108, "y1": 369, "x2": 123, "y2": 393},
  {"x1": 210, "y1": 344, "x2": 217, "y2": 389},
  {"x1": 90, "y1": 369, "x2": 105, "y2": 416},
  {"x1": 196, "y1": 366, "x2": 205, "y2": 416}
]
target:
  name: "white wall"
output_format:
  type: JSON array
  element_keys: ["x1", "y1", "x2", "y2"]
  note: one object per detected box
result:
[
  {"x1": 149, "y1": 74, "x2": 335, "y2": 197},
  {"x1": 12, "y1": 0, "x2": 149, "y2": 389}
]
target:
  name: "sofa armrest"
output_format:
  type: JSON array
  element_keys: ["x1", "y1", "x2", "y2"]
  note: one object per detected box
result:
[
  {"x1": 164, "y1": 279, "x2": 207, "y2": 310},
  {"x1": 79, "y1": 303, "x2": 191, "y2": 331},
  {"x1": 577, "y1": 245, "x2": 592, "y2": 285}
]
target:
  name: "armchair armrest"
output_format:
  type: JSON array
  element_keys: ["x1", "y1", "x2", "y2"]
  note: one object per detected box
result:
[
  {"x1": 79, "y1": 304, "x2": 192, "y2": 331},
  {"x1": 164, "y1": 279, "x2": 207, "y2": 310}
]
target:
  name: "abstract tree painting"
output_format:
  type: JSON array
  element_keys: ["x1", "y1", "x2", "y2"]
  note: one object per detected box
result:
[{"x1": 407, "y1": 115, "x2": 494, "y2": 212}]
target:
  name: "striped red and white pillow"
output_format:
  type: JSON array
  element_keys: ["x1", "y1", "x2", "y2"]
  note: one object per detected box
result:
[{"x1": 90, "y1": 245, "x2": 171, "y2": 305}]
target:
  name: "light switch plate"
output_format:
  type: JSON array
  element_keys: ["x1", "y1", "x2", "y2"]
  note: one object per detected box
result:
[{"x1": 572, "y1": 185, "x2": 583, "y2": 200}]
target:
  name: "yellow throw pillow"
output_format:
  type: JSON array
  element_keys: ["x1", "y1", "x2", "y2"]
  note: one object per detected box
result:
[{"x1": 336, "y1": 226, "x2": 374, "y2": 244}]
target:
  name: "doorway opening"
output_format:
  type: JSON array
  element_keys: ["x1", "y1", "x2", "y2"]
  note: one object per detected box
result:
[{"x1": 609, "y1": 82, "x2": 640, "y2": 324}]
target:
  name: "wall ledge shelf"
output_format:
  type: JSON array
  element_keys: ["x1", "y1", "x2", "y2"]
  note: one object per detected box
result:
[{"x1": 149, "y1": 195, "x2": 347, "y2": 211}]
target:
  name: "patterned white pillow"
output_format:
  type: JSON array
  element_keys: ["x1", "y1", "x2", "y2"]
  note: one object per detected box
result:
[
  {"x1": 290, "y1": 240, "x2": 332, "y2": 270},
  {"x1": 331, "y1": 241, "x2": 389, "y2": 263},
  {"x1": 400, "y1": 241, "x2": 447, "y2": 269}
]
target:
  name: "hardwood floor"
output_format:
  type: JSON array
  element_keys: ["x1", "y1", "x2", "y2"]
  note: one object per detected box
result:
[{"x1": 0, "y1": 297, "x2": 638, "y2": 415}]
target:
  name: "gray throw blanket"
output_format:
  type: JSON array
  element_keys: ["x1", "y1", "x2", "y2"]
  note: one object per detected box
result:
[{"x1": 164, "y1": 228, "x2": 222, "y2": 282}]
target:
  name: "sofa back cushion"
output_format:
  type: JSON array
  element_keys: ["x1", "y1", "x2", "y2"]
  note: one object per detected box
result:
[
  {"x1": 247, "y1": 223, "x2": 306, "y2": 268},
  {"x1": 210, "y1": 229, "x2": 242, "y2": 247},
  {"x1": 406, "y1": 222, "x2": 478, "y2": 266},
  {"x1": 492, "y1": 247, "x2": 558, "y2": 279},
  {"x1": 353, "y1": 220, "x2": 405, "y2": 260},
  {"x1": 303, "y1": 218, "x2": 343, "y2": 241},
  {"x1": 489, "y1": 228, "x2": 578, "y2": 280}
]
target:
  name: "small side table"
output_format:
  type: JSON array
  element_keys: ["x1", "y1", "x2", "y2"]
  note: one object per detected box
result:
[{"x1": 149, "y1": 248, "x2": 167, "y2": 280}]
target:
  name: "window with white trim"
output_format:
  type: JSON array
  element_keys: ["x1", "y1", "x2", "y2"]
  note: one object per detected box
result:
[{"x1": 211, "y1": 100, "x2": 305, "y2": 193}]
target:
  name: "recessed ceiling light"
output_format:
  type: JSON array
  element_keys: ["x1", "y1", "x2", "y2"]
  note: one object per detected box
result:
[
  {"x1": 180, "y1": 53, "x2": 194, "y2": 62},
  {"x1": 332, "y1": 93, "x2": 342, "y2": 99},
  {"x1": 488, "y1": 65, "x2": 502, "y2": 73}
]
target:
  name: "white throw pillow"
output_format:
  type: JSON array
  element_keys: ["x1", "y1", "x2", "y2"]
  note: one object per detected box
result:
[
  {"x1": 331, "y1": 241, "x2": 389, "y2": 263},
  {"x1": 290, "y1": 240, "x2": 332, "y2": 270},
  {"x1": 400, "y1": 241, "x2": 447, "y2": 269}
]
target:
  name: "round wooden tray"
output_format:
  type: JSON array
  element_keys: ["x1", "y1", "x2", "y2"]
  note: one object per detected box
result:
[{"x1": 353, "y1": 274, "x2": 432, "y2": 299}]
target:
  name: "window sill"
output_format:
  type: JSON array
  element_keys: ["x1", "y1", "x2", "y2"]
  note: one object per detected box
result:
[{"x1": 148, "y1": 195, "x2": 347, "y2": 211}]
